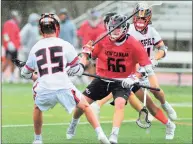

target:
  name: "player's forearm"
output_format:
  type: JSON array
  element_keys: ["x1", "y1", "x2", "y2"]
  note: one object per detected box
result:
[
  {"x1": 154, "y1": 50, "x2": 165, "y2": 60},
  {"x1": 155, "y1": 42, "x2": 168, "y2": 60},
  {"x1": 80, "y1": 53, "x2": 90, "y2": 66},
  {"x1": 32, "y1": 73, "x2": 38, "y2": 82}
]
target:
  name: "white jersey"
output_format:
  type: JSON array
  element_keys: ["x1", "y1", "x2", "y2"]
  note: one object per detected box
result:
[
  {"x1": 128, "y1": 24, "x2": 162, "y2": 59},
  {"x1": 26, "y1": 37, "x2": 79, "y2": 94}
]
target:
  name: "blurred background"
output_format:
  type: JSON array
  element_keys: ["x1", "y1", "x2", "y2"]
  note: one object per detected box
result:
[{"x1": 1, "y1": 1, "x2": 192, "y2": 86}]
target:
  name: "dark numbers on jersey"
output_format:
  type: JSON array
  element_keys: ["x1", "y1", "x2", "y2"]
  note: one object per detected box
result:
[
  {"x1": 35, "y1": 46, "x2": 63, "y2": 77},
  {"x1": 107, "y1": 57, "x2": 126, "y2": 72},
  {"x1": 147, "y1": 47, "x2": 151, "y2": 57}
]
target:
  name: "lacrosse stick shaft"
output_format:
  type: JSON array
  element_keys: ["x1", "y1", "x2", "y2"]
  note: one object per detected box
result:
[
  {"x1": 92, "y1": 2, "x2": 162, "y2": 46},
  {"x1": 82, "y1": 73, "x2": 160, "y2": 91},
  {"x1": 92, "y1": 10, "x2": 139, "y2": 46},
  {"x1": 83, "y1": 73, "x2": 121, "y2": 82}
]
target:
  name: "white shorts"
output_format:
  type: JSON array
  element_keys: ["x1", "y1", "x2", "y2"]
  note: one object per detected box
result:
[{"x1": 34, "y1": 87, "x2": 82, "y2": 114}]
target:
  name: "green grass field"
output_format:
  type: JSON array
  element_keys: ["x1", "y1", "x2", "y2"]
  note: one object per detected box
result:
[{"x1": 2, "y1": 83, "x2": 192, "y2": 144}]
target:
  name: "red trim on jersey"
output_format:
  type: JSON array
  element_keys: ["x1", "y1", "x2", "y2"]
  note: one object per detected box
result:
[
  {"x1": 154, "y1": 40, "x2": 163, "y2": 46},
  {"x1": 33, "y1": 82, "x2": 38, "y2": 100},
  {"x1": 67, "y1": 56, "x2": 79, "y2": 66},
  {"x1": 71, "y1": 90, "x2": 80, "y2": 104},
  {"x1": 25, "y1": 65, "x2": 34, "y2": 72}
]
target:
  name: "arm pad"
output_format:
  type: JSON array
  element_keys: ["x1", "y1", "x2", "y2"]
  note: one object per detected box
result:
[
  {"x1": 159, "y1": 45, "x2": 168, "y2": 58},
  {"x1": 21, "y1": 66, "x2": 33, "y2": 79},
  {"x1": 143, "y1": 64, "x2": 155, "y2": 76},
  {"x1": 67, "y1": 63, "x2": 85, "y2": 76}
]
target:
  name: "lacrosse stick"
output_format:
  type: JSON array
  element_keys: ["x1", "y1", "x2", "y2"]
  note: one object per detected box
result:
[
  {"x1": 82, "y1": 73, "x2": 160, "y2": 91},
  {"x1": 12, "y1": 58, "x2": 26, "y2": 69},
  {"x1": 136, "y1": 88, "x2": 151, "y2": 129},
  {"x1": 12, "y1": 58, "x2": 160, "y2": 92},
  {"x1": 91, "y1": 1, "x2": 163, "y2": 46}
]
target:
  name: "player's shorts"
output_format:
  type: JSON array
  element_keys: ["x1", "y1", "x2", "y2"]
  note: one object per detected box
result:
[
  {"x1": 83, "y1": 78, "x2": 131, "y2": 101},
  {"x1": 6, "y1": 50, "x2": 18, "y2": 59},
  {"x1": 109, "y1": 74, "x2": 141, "y2": 106},
  {"x1": 34, "y1": 87, "x2": 82, "y2": 114}
]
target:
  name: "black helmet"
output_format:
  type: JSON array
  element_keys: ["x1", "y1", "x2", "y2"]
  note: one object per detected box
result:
[
  {"x1": 39, "y1": 13, "x2": 60, "y2": 36},
  {"x1": 108, "y1": 14, "x2": 129, "y2": 41},
  {"x1": 103, "y1": 12, "x2": 117, "y2": 24},
  {"x1": 103, "y1": 12, "x2": 117, "y2": 30}
]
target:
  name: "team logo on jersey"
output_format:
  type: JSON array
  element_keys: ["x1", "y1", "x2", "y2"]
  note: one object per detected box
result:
[
  {"x1": 105, "y1": 50, "x2": 129, "y2": 57},
  {"x1": 140, "y1": 38, "x2": 154, "y2": 47}
]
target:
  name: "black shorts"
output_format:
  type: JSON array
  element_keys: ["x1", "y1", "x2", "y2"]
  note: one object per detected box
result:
[
  {"x1": 6, "y1": 50, "x2": 18, "y2": 59},
  {"x1": 82, "y1": 78, "x2": 131, "y2": 101},
  {"x1": 109, "y1": 84, "x2": 141, "y2": 106}
]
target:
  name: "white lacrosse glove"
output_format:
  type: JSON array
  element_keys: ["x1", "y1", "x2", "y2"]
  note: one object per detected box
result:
[
  {"x1": 21, "y1": 66, "x2": 33, "y2": 79},
  {"x1": 137, "y1": 67, "x2": 148, "y2": 80},
  {"x1": 150, "y1": 58, "x2": 158, "y2": 68},
  {"x1": 122, "y1": 75, "x2": 139, "y2": 88},
  {"x1": 66, "y1": 63, "x2": 85, "y2": 76}
]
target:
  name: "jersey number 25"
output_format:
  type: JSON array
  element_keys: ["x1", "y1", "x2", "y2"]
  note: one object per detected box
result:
[{"x1": 35, "y1": 46, "x2": 63, "y2": 77}]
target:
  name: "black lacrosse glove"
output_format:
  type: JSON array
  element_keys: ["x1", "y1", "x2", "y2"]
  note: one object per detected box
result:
[{"x1": 12, "y1": 58, "x2": 26, "y2": 69}]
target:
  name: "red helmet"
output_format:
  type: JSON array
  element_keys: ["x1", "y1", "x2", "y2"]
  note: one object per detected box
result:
[
  {"x1": 39, "y1": 13, "x2": 60, "y2": 37},
  {"x1": 133, "y1": 2, "x2": 152, "y2": 32}
]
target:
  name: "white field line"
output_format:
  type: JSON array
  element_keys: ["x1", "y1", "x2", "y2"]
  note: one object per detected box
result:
[
  {"x1": 2, "y1": 118, "x2": 192, "y2": 128},
  {"x1": 2, "y1": 102, "x2": 192, "y2": 109}
]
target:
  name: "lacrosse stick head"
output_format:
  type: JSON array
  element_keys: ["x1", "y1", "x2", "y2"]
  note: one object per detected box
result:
[
  {"x1": 136, "y1": 106, "x2": 151, "y2": 129},
  {"x1": 12, "y1": 58, "x2": 26, "y2": 69}
]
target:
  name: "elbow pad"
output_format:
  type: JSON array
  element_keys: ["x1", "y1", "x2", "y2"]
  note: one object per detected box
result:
[
  {"x1": 159, "y1": 45, "x2": 168, "y2": 58},
  {"x1": 67, "y1": 63, "x2": 85, "y2": 76},
  {"x1": 21, "y1": 66, "x2": 33, "y2": 79},
  {"x1": 143, "y1": 65, "x2": 155, "y2": 76}
]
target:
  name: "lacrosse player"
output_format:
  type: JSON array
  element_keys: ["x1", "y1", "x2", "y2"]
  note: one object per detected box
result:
[
  {"x1": 89, "y1": 12, "x2": 145, "y2": 117},
  {"x1": 130, "y1": 2, "x2": 177, "y2": 121},
  {"x1": 90, "y1": 2, "x2": 177, "y2": 140},
  {"x1": 66, "y1": 14, "x2": 162, "y2": 143},
  {"x1": 20, "y1": 13, "x2": 110, "y2": 144}
]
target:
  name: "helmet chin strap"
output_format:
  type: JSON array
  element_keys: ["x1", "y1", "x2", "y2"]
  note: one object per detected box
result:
[
  {"x1": 139, "y1": 26, "x2": 148, "y2": 34},
  {"x1": 116, "y1": 34, "x2": 127, "y2": 42}
]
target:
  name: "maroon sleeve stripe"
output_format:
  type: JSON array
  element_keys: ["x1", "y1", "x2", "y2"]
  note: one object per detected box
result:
[
  {"x1": 154, "y1": 40, "x2": 163, "y2": 46},
  {"x1": 25, "y1": 65, "x2": 34, "y2": 72},
  {"x1": 67, "y1": 56, "x2": 79, "y2": 66}
]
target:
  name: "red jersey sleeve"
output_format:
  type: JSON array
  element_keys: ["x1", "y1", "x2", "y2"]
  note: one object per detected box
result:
[
  {"x1": 130, "y1": 36, "x2": 151, "y2": 66},
  {"x1": 91, "y1": 32, "x2": 106, "y2": 59},
  {"x1": 91, "y1": 42, "x2": 101, "y2": 59}
]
